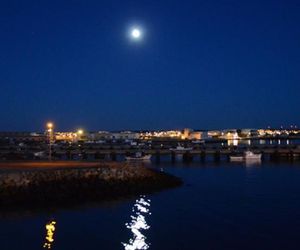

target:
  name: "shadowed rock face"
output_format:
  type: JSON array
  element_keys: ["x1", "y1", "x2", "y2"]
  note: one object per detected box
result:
[{"x1": 0, "y1": 164, "x2": 182, "y2": 210}]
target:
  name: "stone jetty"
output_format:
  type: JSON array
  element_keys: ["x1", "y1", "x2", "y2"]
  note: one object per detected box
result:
[{"x1": 0, "y1": 162, "x2": 182, "y2": 209}]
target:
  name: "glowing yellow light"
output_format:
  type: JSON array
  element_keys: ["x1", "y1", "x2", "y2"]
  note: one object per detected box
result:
[
  {"x1": 77, "y1": 129, "x2": 83, "y2": 135},
  {"x1": 47, "y1": 122, "x2": 53, "y2": 129},
  {"x1": 43, "y1": 221, "x2": 56, "y2": 249}
]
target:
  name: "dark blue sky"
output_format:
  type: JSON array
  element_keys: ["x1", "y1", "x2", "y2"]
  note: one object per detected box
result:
[{"x1": 1, "y1": 0, "x2": 299, "y2": 131}]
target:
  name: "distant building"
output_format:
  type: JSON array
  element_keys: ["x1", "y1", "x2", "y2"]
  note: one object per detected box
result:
[
  {"x1": 88, "y1": 131, "x2": 111, "y2": 141},
  {"x1": 181, "y1": 128, "x2": 192, "y2": 139},
  {"x1": 181, "y1": 128, "x2": 202, "y2": 140},
  {"x1": 55, "y1": 132, "x2": 77, "y2": 142},
  {"x1": 0, "y1": 132, "x2": 46, "y2": 142},
  {"x1": 220, "y1": 130, "x2": 240, "y2": 140},
  {"x1": 207, "y1": 130, "x2": 222, "y2": 138},
  {"x1": 110, "y1": 131, "x2": 140, "y2": 140},
  {"x1": 140, "y1": 130, "x2": 182, "y2": 139}
]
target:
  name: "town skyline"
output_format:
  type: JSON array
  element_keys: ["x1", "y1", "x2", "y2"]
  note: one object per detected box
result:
[{"x1": 0, "y1": 124, "x2": 299, "y2": 133}]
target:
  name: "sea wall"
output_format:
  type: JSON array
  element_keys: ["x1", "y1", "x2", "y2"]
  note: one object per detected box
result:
[
  {"x1": 0, "y1": 163, "x2": 182, "y2": 208},
  {"x1": 0, "y1": 165, "x2": 154, "y2": 187}
]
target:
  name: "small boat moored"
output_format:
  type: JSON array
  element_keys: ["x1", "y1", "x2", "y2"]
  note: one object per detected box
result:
[
  {"x1": 230, "y1": 150, "x2": 262, "y2": 162},
  {"x1": 244, "y1": 150, "x2": 262, "y2": 161},
  {"x1": 169, "y1": 144, "x2": 193, "y2": 152},
  {"x1": 125, "y1": 152, "x2": 151, "y2": 161},
  {"x1": 229, "y1": 155, "x2": 244, "y2": 162}
]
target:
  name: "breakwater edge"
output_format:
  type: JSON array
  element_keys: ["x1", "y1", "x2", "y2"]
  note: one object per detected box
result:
[{"x1": 0, "y1": 161, "x2": 182, "y2": 210}]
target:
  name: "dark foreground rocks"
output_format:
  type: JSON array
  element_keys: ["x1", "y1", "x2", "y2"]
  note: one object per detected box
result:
[{"x1": 0, "y1": 163, "x2": 182, "y2": 210}]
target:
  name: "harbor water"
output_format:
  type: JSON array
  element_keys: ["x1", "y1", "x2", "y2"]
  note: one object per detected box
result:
[{"x1": 1, "y1": 160, "x2": 300, "y2": 250}]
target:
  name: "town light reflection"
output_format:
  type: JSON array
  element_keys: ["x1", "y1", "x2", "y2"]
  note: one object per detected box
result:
[
  {"x1": 122, "y1": 195, "x2": 151, "y2": 250},
  {"x1": 228, "y1": 139, "x2": 238, "y2": 146},
  {"x1": 43, "y1": 220, "x2": 57, "y2": 249},
  {"x1": 245, "y1": 159, "x2": 262, "y2": 167}
]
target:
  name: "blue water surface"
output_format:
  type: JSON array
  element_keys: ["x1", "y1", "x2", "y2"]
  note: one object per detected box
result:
[{"x1": 1, "y1": 161, "x2": 300, "y2": 250}]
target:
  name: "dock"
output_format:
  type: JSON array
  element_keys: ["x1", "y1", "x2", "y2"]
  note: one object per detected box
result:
[{"x1": 1, "y1": 142, "x2": 300, "y2": 162}]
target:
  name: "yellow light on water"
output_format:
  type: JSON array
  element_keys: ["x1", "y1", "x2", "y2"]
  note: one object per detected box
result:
[{"x1": 43, "y1": 221, "x2": 56, "y2": 249}]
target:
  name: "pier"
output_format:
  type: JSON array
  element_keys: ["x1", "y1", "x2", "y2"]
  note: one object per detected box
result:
[{"x1": 1, "y1": 142, "x2": 300, "y2": 162}]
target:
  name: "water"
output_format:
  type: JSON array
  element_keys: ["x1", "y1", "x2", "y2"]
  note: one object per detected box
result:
[{"x1": 1, "y1": 161, "x2": 300, "y2": 250}]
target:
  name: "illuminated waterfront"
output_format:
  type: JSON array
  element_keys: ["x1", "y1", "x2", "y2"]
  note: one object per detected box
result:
[{"x1": 1, "y1": 160, "x2": 300, "y2": 249}]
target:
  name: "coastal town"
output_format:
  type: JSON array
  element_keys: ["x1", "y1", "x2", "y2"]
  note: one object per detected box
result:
[
  {"x1": 1, "y1": 126, "x2": 300, "y2": 143},
  {"x1": 0, "y1": 124, "x2": 299, "y2": 162}
]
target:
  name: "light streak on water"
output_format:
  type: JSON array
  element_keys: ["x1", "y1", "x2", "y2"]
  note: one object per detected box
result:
[
  {"x1": 122, "y1": 195, "x2": 151, "y2": 250},
  {"x1": 43, "y1": 220, "x2": 56, "y2": 249}
]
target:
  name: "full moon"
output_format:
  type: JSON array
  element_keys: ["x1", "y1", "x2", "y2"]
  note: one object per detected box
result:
[{"x1": 131, "y1": 28, "x2": 142, "y2": 39}]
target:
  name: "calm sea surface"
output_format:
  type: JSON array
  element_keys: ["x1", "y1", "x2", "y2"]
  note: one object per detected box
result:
[{"x1": 1, "y1": 160, "x2": 300, "y2": 250}]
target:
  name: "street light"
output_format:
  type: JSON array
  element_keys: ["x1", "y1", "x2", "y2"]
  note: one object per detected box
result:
[
  {"x1": 47, "y1": 122, "x2": 54, "y2": 161},
  {"x1": 47, "y1": 122, "x2": 53, "y2": 129},
  {"x1": 76, "y1": 129, "x2": 84, "y2": 142}
]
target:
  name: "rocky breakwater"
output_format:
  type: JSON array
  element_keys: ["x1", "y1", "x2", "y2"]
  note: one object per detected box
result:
[{"x1": 0, "y1": 162, "x2": 182, "y2": 209}]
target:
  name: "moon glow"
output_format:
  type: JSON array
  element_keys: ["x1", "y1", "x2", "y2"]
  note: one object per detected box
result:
[
  {"x1": 132, "y1": 29, "x2": 141, "y2": 38},
  {"x1": 130, "y1": 27, "x2": 143, "y2": 40}
]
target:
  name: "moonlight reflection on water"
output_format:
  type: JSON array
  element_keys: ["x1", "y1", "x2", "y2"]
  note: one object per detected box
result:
[{"x1": 122, "y1": 196, "x2": 151, "y2": 250}]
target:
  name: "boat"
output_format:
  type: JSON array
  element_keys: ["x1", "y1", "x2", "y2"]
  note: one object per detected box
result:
[
  {"x1": 34, "y1": 151, "x2": 45, "y2": 157},
  {"x1": 229, "y1": 155, "x2": 244, "y2": 162},
  {"x1": 169, "y1": 144, "x2": 193, "y2": 152},
  {"x1": 125, "y1": 152, "x2": 151, "y2": 161},
  {"x1": 230, "y1": 150, "x2": 261, "y2": 162},
  {"x1": 191, "y1": 140, "x2": 205, "y2": 144},
  {"x1": 244, "y1": 150, "x2": 262, "y2": 161}
]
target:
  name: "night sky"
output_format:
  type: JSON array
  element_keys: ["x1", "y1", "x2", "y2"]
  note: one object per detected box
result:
[{"x1": 1, "y1": 0, "x2": 299, "y2": 131}]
